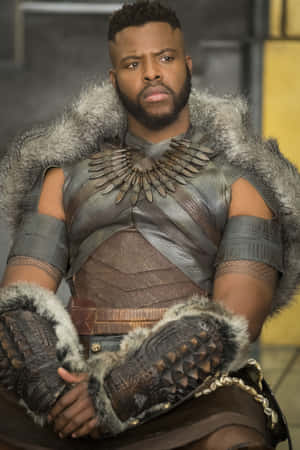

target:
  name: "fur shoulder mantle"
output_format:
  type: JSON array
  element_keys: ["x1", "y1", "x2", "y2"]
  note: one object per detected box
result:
[{"x1": 1, "y1": 82, "x2": 300, "y2": 313}]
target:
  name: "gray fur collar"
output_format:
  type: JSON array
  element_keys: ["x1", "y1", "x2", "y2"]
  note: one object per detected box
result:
[{"x1": 1, "y1": 82, "x2": 300, "y2": 314}]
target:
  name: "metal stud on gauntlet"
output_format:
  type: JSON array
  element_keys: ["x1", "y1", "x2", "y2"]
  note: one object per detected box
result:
[{"x1": 88, "y1": 297, "x2": 249, "y2": 435}]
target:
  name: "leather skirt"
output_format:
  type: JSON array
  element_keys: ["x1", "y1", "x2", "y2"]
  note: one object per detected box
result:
[
  {"x1": 0, "y1": 382, "x2": 274, "y2": 450},
  {"x1": 0, "y1": 336, "x2": 286, "y2": 450}
]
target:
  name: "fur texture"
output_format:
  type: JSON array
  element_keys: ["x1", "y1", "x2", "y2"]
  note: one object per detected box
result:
[
  {"x1": 88, "y1": 295, "x2": 249, "y2": 434},
  {"x1": 1, "y1": 83, "x2": 300, "y2": 314},
  {"x1": 0, "y1": 283, "x2": 86, "y2": 373},
  {"x1": 0, "y1": 283, "x2": 86, "y2": 424}
]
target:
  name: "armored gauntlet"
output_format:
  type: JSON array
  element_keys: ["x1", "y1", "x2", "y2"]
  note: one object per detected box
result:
[
  {"x1": 0, "y1": 283, "x2": 86, "y2": 425},
  {"x1": 0, "y1": 309, "x2": 68, "y2": 414},
  {"x1": 88, "y1": 296, "x2": 249, "y2": 435}
]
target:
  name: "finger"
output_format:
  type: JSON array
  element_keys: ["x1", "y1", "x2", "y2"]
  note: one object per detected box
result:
[
  {"x1": 49, "y1": 382, "x2": 88, "y2": 422},
  {"x1": 54, "y1": 395, "x2": 92, "y2": 433},
  {"x1": 72, "y1": 417, "x2": 99, "y2": 439},
  {"x1": 58, "y1": 368, "x2": 88, "y2": 384},
  {"x1": 59, "y1": 407, "x2": 96, "y2": 438}
]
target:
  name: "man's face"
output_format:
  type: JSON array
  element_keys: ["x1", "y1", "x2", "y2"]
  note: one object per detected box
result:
[{"x1": 109, "y1": 22, "x2": 192, "y2": 130}]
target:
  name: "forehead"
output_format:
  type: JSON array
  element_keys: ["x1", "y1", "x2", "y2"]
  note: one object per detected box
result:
[{"x1": 110, "y1": 22, "x2": 184, "y2": 63}]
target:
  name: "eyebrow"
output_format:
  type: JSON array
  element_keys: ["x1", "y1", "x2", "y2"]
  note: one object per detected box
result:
[{"x1": 120, "y1": 48, "x2": 177, "y2": 65}]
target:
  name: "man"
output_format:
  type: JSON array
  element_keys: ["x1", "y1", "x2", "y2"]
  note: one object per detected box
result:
[{"x1": 0, "y1": 1, "x2": 298, "y2": 449}]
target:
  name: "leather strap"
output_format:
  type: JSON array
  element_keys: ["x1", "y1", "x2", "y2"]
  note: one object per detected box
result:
[{"x1": 69, "y1": 300, "x2": 169, "y2": 335}]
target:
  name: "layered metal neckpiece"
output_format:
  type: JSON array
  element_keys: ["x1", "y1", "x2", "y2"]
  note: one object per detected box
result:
[{"x1": 88, "y1": 137, "x2": 215, "y2": 206}]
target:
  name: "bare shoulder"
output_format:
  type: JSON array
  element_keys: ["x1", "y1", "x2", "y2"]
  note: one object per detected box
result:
[
  {"x1": 38, "y1": 167, "x2": 65, "y2": 221},
  {"x1": 229, "y1": 177, "x2": 273, "y2": 220}
]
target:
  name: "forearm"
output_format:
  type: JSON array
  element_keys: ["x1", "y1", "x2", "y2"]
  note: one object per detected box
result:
[
  {"x1": 87, "y1": 296, "x2": 249, "y2": 435},
  {"x1": 0, "y1": 282, "x2": 85, "y2": 425},
  {"x1": 1, "y1": 263, "x2": 61, "y2": 291},
  {"x1": 213, "y1": 263, "x2": 278, "y2": 341}
]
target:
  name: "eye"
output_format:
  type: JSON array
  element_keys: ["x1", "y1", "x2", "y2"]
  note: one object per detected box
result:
[
  {"x1": 160, "y1": 55, "x2": 174, "y2": 62},
  {"x1": 127, "y1": 61, "x2": 139, "y2": 70}
]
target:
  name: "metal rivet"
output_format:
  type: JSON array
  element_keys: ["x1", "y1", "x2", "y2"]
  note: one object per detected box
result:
[
  {"x1": 91, "y1": 343, "x2": 102, "y2": 353},
  {"x1": 130, "y1": 419, "x2": 139, "y2": 426}
]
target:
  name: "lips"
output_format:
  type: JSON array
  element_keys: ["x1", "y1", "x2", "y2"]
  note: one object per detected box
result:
[{"x1": 143, "y1": 86, "x2": 170, "y2": 102}]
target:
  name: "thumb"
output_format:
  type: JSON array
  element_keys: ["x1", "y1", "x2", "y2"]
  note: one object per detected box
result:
[{"x1": 58, "y1": 367, "x2": 88, "y2": 384}]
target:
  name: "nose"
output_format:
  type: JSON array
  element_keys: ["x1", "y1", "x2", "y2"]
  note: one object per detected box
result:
[{"x1": 143, "y1": 58, "x2": 161, "y2": 82}]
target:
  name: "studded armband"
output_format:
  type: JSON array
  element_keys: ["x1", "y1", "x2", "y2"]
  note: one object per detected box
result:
[{"x1": 87, "y1": 296, "x2": 249, "y2": 435}]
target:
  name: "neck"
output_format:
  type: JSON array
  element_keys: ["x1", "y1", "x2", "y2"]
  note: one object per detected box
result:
[{"x1": 127, "y1": 106, "x2": 190, "y2": 143}]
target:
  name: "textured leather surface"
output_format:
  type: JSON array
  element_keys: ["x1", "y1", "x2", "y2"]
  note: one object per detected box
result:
[
  {"x1": 104, "y1": 315, "x2": 225, "y2": 422},
  {"x1": 70, "y1": 229, "x2": 206, "y2": 334},
  {"x1": 63, "y1": 140, "x2": 228, "y2": 289},
  {"x1": 216, "y1": 215, "x2": 283, "y2": 272},
  {"x1": 8, "y1": 212, "x2": 68, "y2": 275},
  {"x1": 0, "y1": 309, "x2": 68, "y2": 415},
  {"x1": 0, "y1": 384, "x2": 272, "y2": 450}
]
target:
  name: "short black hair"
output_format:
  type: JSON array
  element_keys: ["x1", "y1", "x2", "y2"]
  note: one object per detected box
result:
[{"x1": 108, "y1": 1, "x2": 181, "y2": 42}]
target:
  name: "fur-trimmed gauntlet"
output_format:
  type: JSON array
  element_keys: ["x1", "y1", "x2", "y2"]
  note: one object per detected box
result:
[
  {"x1": 0, "y1": 283, "x2": 86, "y2": 425},
  {"x1": 88, "y1": 296, "x2": 250, "y2": 435},
  {"x1": 0, "y1": 308, "x2": 69, "y2": 414}
]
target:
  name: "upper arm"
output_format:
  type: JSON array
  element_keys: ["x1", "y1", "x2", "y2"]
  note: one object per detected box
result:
[
  {"x1": 213, "y1": 178, "x2": 278, "y2": 340},
  {"x1": 2, "y1": 168, "x2": 66, "y2": 292},
  {"x1": 228, "y1": 177, "x2": 273, "y2": 220},
  {"x1": 38, "y1": 168, "x2": 66, "y2": 220}
]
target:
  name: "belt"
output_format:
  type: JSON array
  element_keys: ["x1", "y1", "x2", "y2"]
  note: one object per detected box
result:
[
  {"x1": 80, "y1": 334, "x2": 124, "y2": 358},
  {"x1": 69, "y1": 300, "x2": 169, "y2": 335}
]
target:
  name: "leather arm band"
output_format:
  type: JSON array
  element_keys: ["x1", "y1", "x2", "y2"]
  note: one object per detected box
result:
[
  {"x1": 8, "y1": 212, "x2": 69, "y2": 276},
  {"x1": 215, "y1": 215, "x2": 283, "y2": 273},
  {"x1": 87, "y1": 296, "x2": 249, "y2": 435}
]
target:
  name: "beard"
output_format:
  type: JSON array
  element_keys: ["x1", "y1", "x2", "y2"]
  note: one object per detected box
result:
[{"x1": 115, "y1": 65, "x2": 192, "y2": 131}]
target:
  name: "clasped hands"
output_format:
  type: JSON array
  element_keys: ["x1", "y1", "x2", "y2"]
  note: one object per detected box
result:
[{"x1": 48, "y1": 368, "x2": 101, "y2": 439}]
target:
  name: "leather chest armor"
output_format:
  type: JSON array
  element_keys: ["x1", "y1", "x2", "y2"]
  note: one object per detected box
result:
[{"x1": 63, "y1": 136, "x2": 233, "y2": 334}]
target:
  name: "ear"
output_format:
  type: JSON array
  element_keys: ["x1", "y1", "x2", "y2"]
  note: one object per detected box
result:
[
  {"x1": 109, "y1": 69, "x2": 117, "y2": 89},
  {"x1": 185, "y1": 55, "x2": 192, "y2": 73}
]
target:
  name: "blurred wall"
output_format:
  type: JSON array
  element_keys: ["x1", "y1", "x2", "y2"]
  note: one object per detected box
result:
[
  {"x1": 262, "y1": 0, "x2": 300, "y2": 345},
  {"x1": 0, "y1": 0, "x2": 254, "y2": 148}
]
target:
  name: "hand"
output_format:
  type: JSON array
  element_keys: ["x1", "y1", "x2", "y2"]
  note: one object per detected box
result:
[{"x1": 48, "y1": 368, "x2": 99, "y2": 439}]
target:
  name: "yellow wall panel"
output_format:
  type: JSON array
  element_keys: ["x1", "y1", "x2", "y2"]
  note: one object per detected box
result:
[
  {"x1": 270, "y1": 0, "x2": 300, "y2": 37},
  {"x1": 262, "y1": 40, "x2": 300, "y2": 345},
  {"x1": 286, "y1": 0, "x2": 300, "y2": 36},
  {"x1": 269, "y1": 0, "x2": 283, "y2": 37},
  {"x1": 263, "y1": 41, "x2": 300, "y2": 166},
  {"x1": 263, "y1": 305, "x2": 300, "y2": 345}
]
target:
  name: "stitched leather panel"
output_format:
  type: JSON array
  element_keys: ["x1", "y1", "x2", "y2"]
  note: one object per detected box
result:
[
  {"x1": 71, "y1": 230, "x2": 206, "y2": 334},
  {"x1": 172, "y1": 187, "x2": 221, "y2": 245},
  {"x1": 216, "y1": 216, "x2": 283, "y2": 272},
  {"x1": 9, "y1": 212, "x2": 68, "y2": 275},
  {"x1": 134, "y1": 201, "x2": 214, "y2": 291},
  {"x1": 63, "y1": 141, "x2": 229, "y2": 285}
]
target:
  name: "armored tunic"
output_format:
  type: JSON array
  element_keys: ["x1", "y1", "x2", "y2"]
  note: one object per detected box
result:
[{"x1": 59, "y1": 131, "x2": 282, "y2": 338}]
